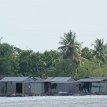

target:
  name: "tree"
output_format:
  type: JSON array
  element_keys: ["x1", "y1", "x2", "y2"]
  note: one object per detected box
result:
[
  {"x1": 0, "y1": 43, "x2": 14, "y2": 57},
  {"x1": 0, "y1": 43, "x2": 20, "y2": 75},
  {"x1": 46, "y1": 59, "x2": 78, "y2": 77},
  {"x1": 58, "y1": 30, "x2": 81, "y2": 63},
  {"x1": 18, "y1": 50, "x2": 34, "y2": 76},
  {"x1": 81, "y1": 47, "x2": 93, "y2": 60},
  {"x1": 92, "y1": 39, "x2": 107, "y2": 62},
  {"x1": 40, "y1": 50, "x2": 61, "y2": 78}
]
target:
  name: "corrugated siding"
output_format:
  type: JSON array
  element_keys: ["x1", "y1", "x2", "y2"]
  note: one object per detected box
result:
[
  {"x1": 56, "y1": 83, "x2": 78, "y2": 94},
  {"x1": 30, "y1": 83, "x2": 44, "y2": 95},
  {"x1": 24, "y1": 83, "x2": 30, "y2": 94}
]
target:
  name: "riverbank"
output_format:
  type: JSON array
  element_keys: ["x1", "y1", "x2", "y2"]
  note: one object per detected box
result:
[{"x1": 0, "y1": 95, "x2": 107, "y2": 107}]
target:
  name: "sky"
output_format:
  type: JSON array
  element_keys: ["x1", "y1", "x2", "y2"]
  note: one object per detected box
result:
[{"x1": 0, "y1": 0, "x2": 107, "y2": 52}]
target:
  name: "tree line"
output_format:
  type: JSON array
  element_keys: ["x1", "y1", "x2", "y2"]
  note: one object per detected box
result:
[{"x1": 0, "y1": 30, "x2": 107, "y2": 79}]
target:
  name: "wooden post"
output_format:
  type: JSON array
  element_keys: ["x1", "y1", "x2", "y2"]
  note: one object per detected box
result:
[
  {"x1": 22, "y1": 83, "x2": 24, "y2": 96},
  {"x1": 99, "y1": 82, "x2": 100, "y2": 93}
]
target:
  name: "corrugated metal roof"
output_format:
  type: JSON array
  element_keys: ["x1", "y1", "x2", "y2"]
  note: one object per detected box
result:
[
  {"x1": 77, "y1": 77, "x2": 107, "y2": 82},
  {"x1": 0, "y1": 77, "x2": 29, "y2": 82},
  {"x1": 0, "y1": 77, "x2": 45, "y2": 82},
  {"x1": 45, "y1": 77, "x2": 54, "y2": 82},
  {"x1": 31, "y1": 77, "x2": 45, "y2": 82},
  {"x1": 51, "y1": 80, "x2": 76, "y2": 83},
  {"x1": 45, "y1": 77, "x2": 74, "y2": 83}
]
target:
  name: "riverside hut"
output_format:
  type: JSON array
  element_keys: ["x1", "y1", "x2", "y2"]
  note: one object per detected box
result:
[
  {"x1": 0, "y1": 77, "x2": 44, "y2": 96},
  {"x1": 77, "y1": 77, "x2": 107, "y2": 94},
  {"x1": 44, "y1": 77, "x2": 77, "y2": 95}
]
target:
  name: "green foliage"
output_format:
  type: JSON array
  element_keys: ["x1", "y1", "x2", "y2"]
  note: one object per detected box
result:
[
  {"x1": 46, "y1": 59, "x2": 78, "y2": 77},
  {"x1": 74, "y1": 58, "x2": 106, "y2": 79},
  {"x1": 81, "y1": 47, "x2": 93, "y2": 60},
  {"x1": 1, "y1": 32, "x2": 107, "y2": 79},
  {"x1": 92, "y1": 39, "x2": 107, "y2": 62}
]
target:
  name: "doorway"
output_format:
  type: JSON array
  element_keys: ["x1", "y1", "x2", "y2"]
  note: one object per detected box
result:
[{"x1": 16, "y1": 83, "x2": 22, "y2": 93}]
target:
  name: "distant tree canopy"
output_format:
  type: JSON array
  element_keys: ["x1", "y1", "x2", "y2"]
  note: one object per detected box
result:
[{"x1": 0, "y1": 31, "x2": 107, "y2": 79}]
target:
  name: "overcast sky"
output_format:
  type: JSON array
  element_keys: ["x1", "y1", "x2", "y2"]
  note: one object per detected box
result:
[{"x1": 0, "y1": 0, "x2": 107, "y2": 52}]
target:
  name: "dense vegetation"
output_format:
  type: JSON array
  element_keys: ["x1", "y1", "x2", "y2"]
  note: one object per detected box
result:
[{"x1": 1, "y1": 31, "x2": 107, "y2": 79}]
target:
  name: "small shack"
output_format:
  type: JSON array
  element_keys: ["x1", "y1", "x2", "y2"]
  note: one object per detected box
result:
[
  {"x1": 45, "y1": 77, "x2": 77, "y2": 95},
  {"x1": 0, "y1": 77, "x2": 44, "y2": 96},
  {"x1": 77, "y1": 77, "x2": 107, "y2": 94}
]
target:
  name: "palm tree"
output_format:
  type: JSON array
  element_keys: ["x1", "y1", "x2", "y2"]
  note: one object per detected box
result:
[
  {"x1": 92, "y1": 38, "x2": 107, "y2": 61},
  {"x1": 58, "y1": 31, "x2": 81, "y2": 62}
]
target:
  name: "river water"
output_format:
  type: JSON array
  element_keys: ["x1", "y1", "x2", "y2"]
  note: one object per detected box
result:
[{"x1": 0, "y1": 95, "x2": 107, "y2": 107}]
